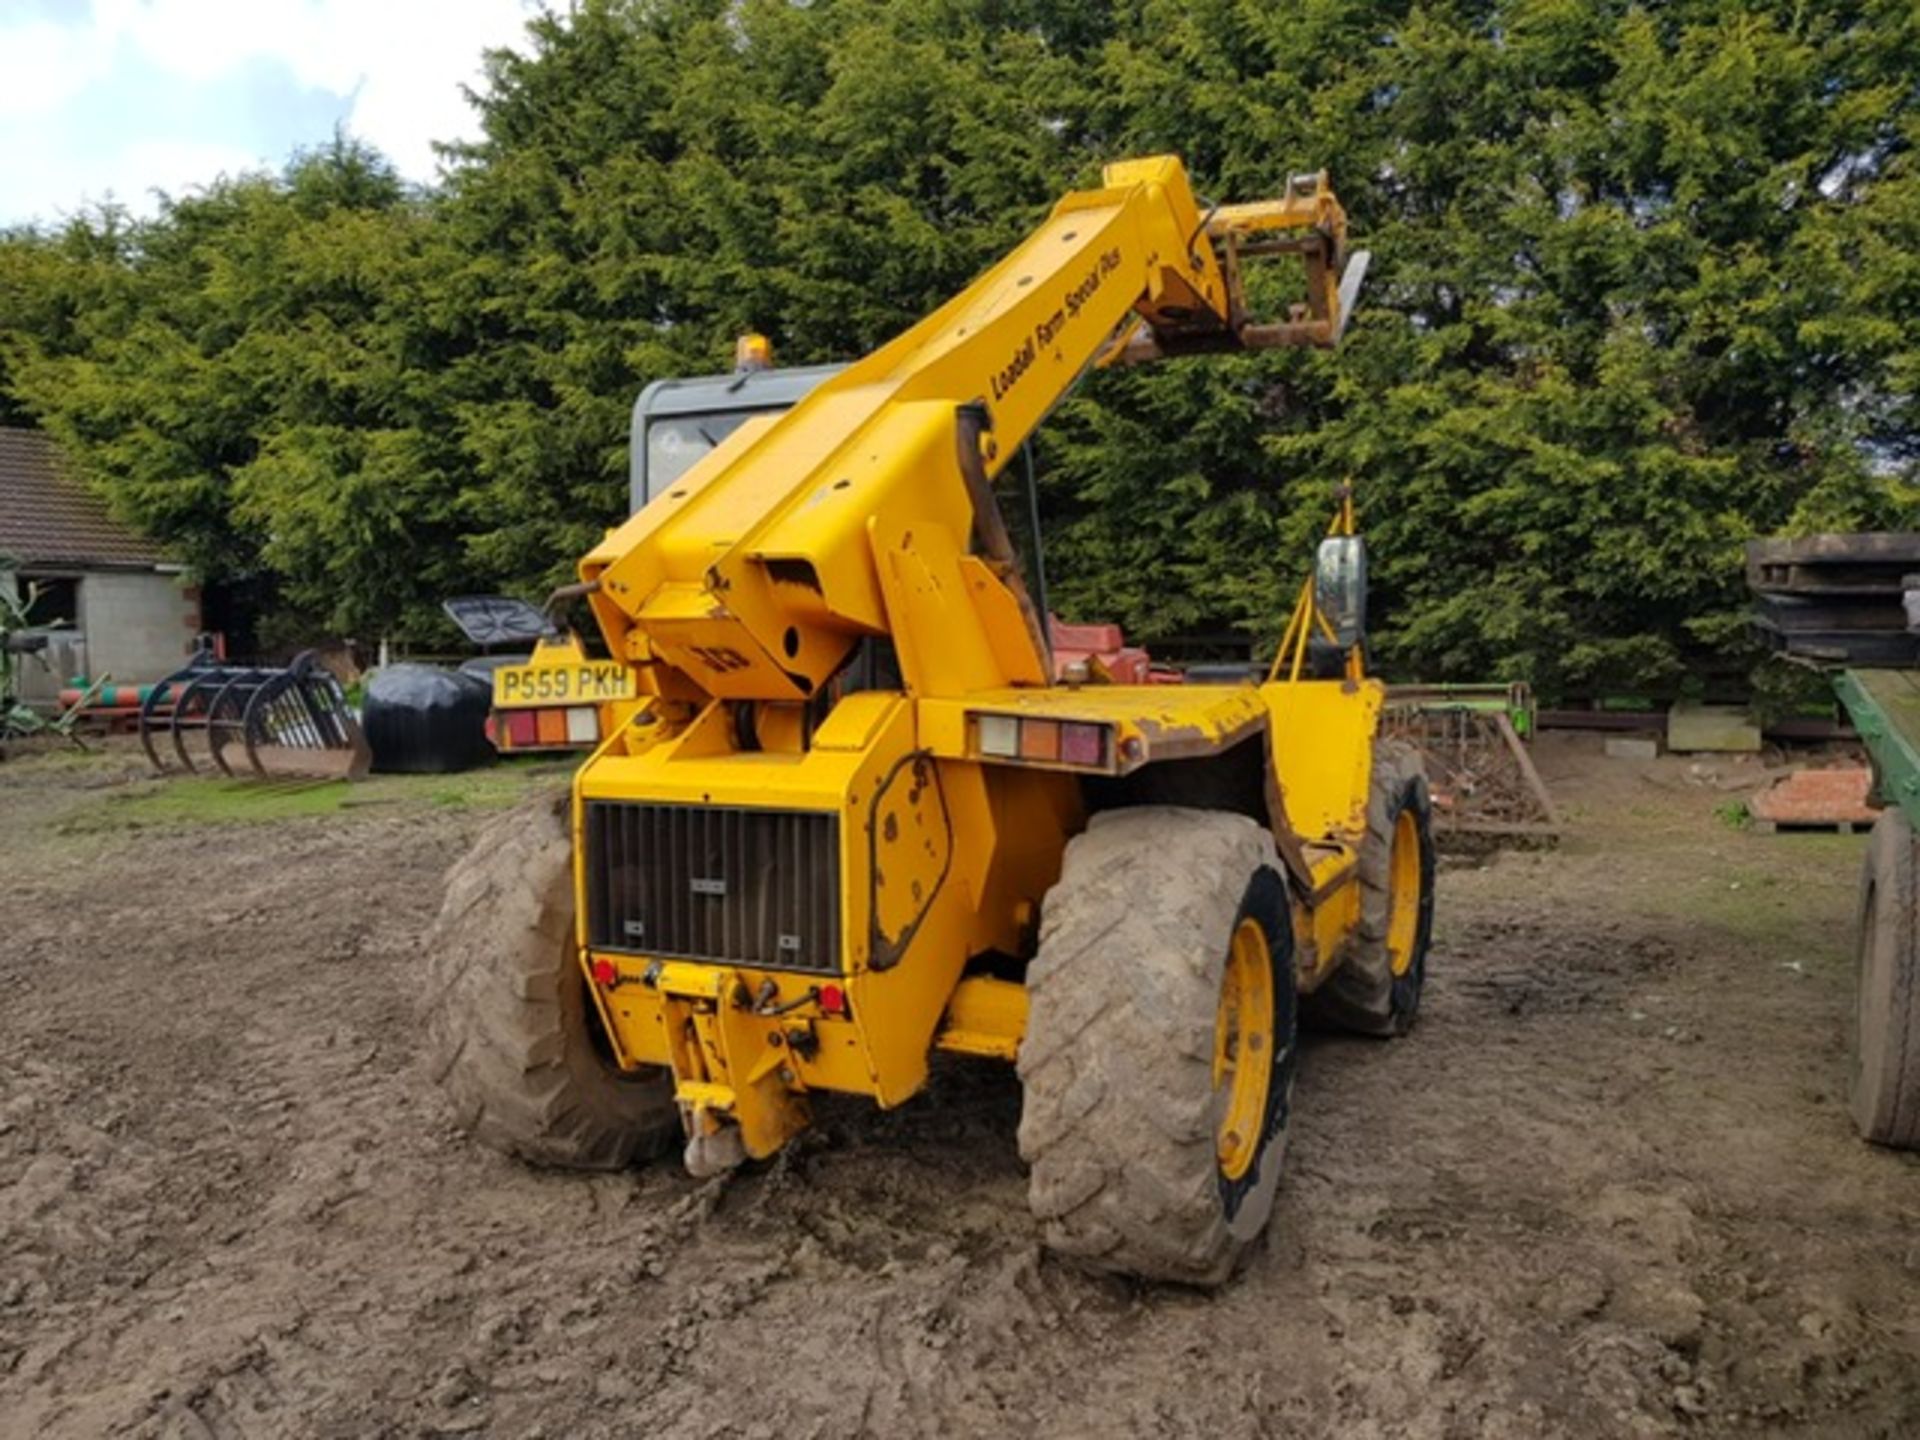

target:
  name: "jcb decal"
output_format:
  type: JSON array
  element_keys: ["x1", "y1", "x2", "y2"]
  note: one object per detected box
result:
[{"x1": 689, "y1": 646, "x2": 752, "y2": 673}]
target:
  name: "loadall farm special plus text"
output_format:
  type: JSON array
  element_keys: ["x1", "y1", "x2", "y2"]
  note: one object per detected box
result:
[{"x1": 429, "y1": 156, "x2": 1434, "y2": 1285}]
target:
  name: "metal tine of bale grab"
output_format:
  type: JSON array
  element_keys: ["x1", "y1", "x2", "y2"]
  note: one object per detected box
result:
[{"x1": 242, "y1": 655, "x2": 371, "y2": 781}]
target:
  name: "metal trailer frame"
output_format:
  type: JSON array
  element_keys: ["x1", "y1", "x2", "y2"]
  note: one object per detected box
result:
[
  {"x1": 1836, "y1": 668, "x2": 1920, "y2": 825},
  {"x1": 1833, "y1": 665, "x2": 1920, "y2": 1148}
]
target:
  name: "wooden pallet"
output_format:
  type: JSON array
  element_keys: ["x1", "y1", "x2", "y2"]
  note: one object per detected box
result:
[{"x1": 1748, "y1": 766, "x2": 1878, "y2": 833}]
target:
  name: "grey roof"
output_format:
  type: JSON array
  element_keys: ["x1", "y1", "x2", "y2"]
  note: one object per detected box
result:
[{"x1": 0, "y1": 427, "x2": 171, "y2": 569}]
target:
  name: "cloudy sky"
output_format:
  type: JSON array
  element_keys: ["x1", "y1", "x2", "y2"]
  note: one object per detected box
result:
[{"x1": 1, "y1": 0, "x2": 544, "y2": 227}]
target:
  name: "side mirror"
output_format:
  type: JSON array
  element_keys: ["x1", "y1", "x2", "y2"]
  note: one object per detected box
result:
[{"x1": 1315, "y1": 536, "x2": 1368, "y2": 649}]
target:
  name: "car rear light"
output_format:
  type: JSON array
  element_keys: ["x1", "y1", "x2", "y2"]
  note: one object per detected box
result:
[
  {"x1": 1019, "y1": 718, "x2": 1061, "y2": 761},
  {"x1": 497, "y1": 706, "x2": 600, "y2": 749},
  {"x1": 1059, "y1": 722, "x2": 1108, "y2": 767},
  {"x1": 972, "y1": 713, "x2": 1114, "y2": 769},
  {"x1": 977, "y1": 713, "x2": 1020, "y2": 757}
]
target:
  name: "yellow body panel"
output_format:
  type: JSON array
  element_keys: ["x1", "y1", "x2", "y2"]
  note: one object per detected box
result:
[
  {"x1": 557, "y1": 156, "x2": 1376, "y2": 1165},
  {"x1": 870, "y1": 512, "x2": 1046, "y2": 694},
  {"x1": 573, "y1": 693, "x2": 1080, "y2": 1149},
  {"x1": 1294, "y1": 846, "x2": 1363, "y2": 991},
  {"x1": 936, "y1": 976, "x2": 1029, "y2": 1060},
  {"x1": 1261, "y1": 677, "x2": 1384, "y2": 842}
]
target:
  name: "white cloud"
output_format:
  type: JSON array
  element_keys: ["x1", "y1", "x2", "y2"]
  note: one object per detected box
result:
[
  {"x1": 121, "y1": 135, "x2": 280, "y2": 195},
  {"x1": 0, "y1": 18, "x2": 112, "y2": 118},
  {"x1": 321, "y1": 1, "x2": 542, "y2": 178},
  {"x1": 86, "y1": 0, "x2": 542, "y2": 176},
  {"x1": 4, "y1": 129, "x2": 270, "y2": 228},
  {"x1": 0, "y1": 0, "x2": 543, "y2": 223}
]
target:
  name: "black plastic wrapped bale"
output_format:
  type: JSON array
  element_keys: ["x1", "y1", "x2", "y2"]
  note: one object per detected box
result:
[{"x1": 363, "y1": 664, "x2": 495, "y2": 774}]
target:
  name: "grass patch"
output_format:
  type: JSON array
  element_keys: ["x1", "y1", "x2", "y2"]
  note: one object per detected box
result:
[
  {"x1": 58, "y1": 760, "x2": 569, "y2": 833},
  {"x1": 1631, "y1": 829, "x2": 1862, "y2": 958}
]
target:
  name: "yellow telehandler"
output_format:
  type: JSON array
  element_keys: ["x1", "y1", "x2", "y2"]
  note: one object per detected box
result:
[{"x1": 428, "y1": 156, "x2": 1433, "y2": 1285}]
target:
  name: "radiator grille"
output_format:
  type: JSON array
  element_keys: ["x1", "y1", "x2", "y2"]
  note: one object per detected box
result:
[{"x1": 584, "y1": 801, "x2": 840, "y2": 973}]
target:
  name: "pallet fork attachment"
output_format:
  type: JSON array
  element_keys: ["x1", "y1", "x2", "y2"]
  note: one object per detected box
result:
[{"x1": 1104, "y1": 170, "x2": 1371, "y2": 365}]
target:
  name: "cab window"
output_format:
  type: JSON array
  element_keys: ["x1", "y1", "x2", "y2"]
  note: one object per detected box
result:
[{"x1": 644, "y1": 412, "x2": 754, "y2": 500}]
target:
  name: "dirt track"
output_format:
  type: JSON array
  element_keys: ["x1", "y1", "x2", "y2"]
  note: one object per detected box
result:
[{"x1": 2, "y1": 737, "x2": 1917, "y2": 1438}]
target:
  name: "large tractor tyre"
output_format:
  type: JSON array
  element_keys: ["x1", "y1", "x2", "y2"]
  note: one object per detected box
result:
[
  {"x1": 1018, "y1": 808, "x2": 1300, "y2": 1286},
  {"x1": 425, "y1": 788, "x2": 680, "y2": 1169},
  {"x1": 1854, "y1": 809, "x2": 1920, "y2": 1147},
  {"x1": 1304, "y1": 739, "x2": 1435, "y2": 1037}
]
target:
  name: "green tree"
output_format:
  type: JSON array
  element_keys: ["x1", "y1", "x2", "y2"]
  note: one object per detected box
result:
[
  {"x1": 1, "y1": 138, "x2": 470, "y2": 644},
  {"x1": 1035, "y1": 0, "x2": 1919, "y2": 692},
  {"x1": 1, "y1": 0, "x2": 1915, "y2": 694}
]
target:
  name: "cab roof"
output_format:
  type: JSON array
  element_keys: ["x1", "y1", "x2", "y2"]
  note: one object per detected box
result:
[{"x1": 630, "y1": 363, "x2": 848, "y2": 423}]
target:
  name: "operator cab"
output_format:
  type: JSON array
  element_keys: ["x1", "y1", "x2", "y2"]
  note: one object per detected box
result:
[{"x1": 628, "y1": 341, "x2": 847, "y2": 513}]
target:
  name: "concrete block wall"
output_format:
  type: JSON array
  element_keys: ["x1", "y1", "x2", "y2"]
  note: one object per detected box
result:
[{"x1": 78, "y1": 570, "x2": 199, "y2": 686}]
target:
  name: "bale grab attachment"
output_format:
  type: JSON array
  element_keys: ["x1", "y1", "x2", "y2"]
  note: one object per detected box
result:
[{"x1": 139, "y1": 642, "x2": 369, "y2": 781}]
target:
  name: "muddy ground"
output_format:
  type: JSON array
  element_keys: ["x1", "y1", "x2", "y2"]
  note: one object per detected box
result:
[{"x1": 1, "y1": 735, "x2": 1917, "y2": 1439}]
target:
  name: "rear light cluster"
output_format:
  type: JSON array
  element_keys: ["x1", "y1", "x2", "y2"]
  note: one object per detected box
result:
[
  {"x1": 497, "y1": 706, "x2": 599, "y2": 750},
  {"x1": 974, "y1": 713, "x2": 1112, "y2": 769}
]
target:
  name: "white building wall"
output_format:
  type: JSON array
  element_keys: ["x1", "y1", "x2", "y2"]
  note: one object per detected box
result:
[{"x1": 79, "y1": 570, "x2": 198, "y2": 686}]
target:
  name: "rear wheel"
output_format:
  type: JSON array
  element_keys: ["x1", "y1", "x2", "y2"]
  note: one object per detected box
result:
[
  {"x1": 1304, "y1": 738, "x2": 1434, "y2": 1035},
  {"x1": 1854, "y1": 810, "x2": 1920, "y2": 1147},
  {"x1": 1018, "y1": 807, "x2": 1299, "y2": 1286},
  {"x1": 425, "y1": 789, "x2": 680, "y2": 1168}
]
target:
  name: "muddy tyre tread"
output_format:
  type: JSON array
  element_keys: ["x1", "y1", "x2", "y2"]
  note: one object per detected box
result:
[
  {"x1": 1018, "y1": 807, "x2": 1292, "y2": 1286},
  {"x1": 1855, "y1": 809, "x2": 1920, "y2": 1148},
  {"x1": 1303, "y1": 739, "x2": 1433, "y2": 1036},
  {"x1": 425, "y1": 788, "x2": 679, "y2": 1169}
]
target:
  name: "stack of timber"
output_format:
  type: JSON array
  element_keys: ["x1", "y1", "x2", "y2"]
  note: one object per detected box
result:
[{"x1": 1747, "y1": 532, "x2": 1920, "y2": 668}]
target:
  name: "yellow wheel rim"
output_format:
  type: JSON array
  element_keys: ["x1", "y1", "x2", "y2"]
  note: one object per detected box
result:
[
  {"x1": 1214, "y1": 917, "x2": 1275, "y2": 1182},
  {"x1": 1386, "y1": 808, "x2": 1423, "y2": 978}
]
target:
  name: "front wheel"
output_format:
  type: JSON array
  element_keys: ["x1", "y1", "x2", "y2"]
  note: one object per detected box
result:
[
  {"x1": 1854, "y1": 809, "x2": 1920, "y2": 1147},
  {"x1": 425, "y1": 789, "x2": 681, "y2": 1169},
  {"x1": 1018, "y1": 807, "x2": 1299, "y2": 1286}
]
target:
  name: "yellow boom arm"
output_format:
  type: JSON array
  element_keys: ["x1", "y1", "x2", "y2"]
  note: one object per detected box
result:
[{"x1": 580, "y1": 155, "x2": 1358, "y2": 710}]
